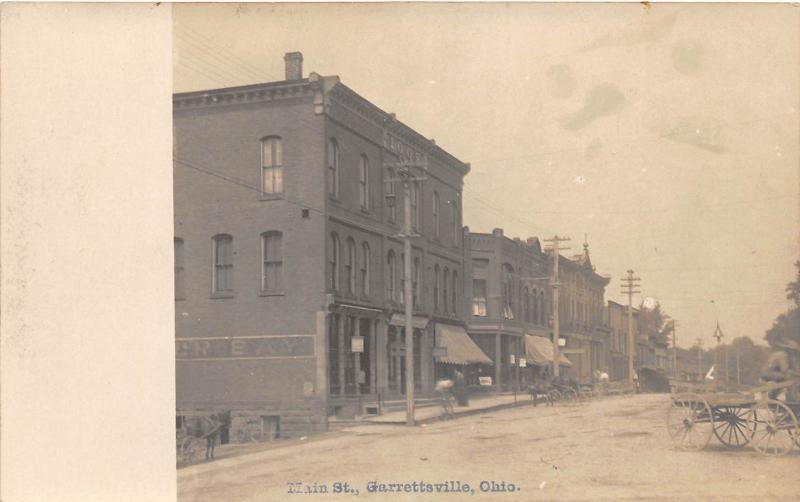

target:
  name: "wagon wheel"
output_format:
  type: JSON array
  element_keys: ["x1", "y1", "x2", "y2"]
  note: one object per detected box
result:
[
  {"x1": 748, "y1": 399, "x2": 798, "y2": 456},
  {"x1": 547, "y1": 389, "x2": 562, "y2": 403},
  {"x1": 562, "y1": 388, "x2": 579, "y2": 402},
  {"x1": 666, "y1": 393, "x2": 714, "y2": 451},
  {"x1": 712, "y1": 406, "x2": 752, "y2": 448},
  {"x1": 180, "y1": 435, "x2": 200, "y2": 464}
]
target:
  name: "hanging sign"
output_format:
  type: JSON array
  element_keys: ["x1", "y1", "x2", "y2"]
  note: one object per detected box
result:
[
  {"x1": 519, "y1": 358, "x2": 527, "y2": 367},
  {"x1": 351, "y1": 336, "x2": 364, "y2": 353}
]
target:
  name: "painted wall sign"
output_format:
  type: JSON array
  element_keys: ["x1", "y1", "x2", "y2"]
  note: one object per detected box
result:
[{"x1": 176, "y1": 335, "x2": 315, "y2": 360}]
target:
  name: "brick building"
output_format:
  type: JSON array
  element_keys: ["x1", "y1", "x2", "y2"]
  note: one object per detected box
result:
[
  {"x1": 464, "y1": 228, "x2": 568, "y2": 391},
  {"x1": 173, "y1": 53, "x2": 472, "y2": 439}
]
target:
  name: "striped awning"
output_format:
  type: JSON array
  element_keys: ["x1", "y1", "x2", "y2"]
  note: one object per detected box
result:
[
  {"x1": 525, "y1": 335, "x2": 573, "y2": 367},
  {"x1": 435, "y1": 324, "x2": 492, "y2": 365}
]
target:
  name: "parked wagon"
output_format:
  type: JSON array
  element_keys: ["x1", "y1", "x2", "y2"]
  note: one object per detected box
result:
[{"x1": 667, "y1": 379, "x2": 799, "y2": 456}]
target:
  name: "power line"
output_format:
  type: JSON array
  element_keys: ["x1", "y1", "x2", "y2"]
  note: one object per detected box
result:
[{"x1": 175, "y1": 26, "x2": 270, "y2": 82}]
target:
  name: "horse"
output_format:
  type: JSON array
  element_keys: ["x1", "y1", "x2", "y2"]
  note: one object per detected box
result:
[{"x1": 186, "y1": 411, "x2": 231, "y2": 461}]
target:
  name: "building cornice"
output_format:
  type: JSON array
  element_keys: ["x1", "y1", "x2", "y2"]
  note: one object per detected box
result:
[{"x1": 173, "y1": 80, "x2": 317, "y2": 111}]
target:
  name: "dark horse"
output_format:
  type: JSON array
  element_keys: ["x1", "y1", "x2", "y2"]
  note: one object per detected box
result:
[{"x1": 185, "y1": 411, "x2": 231, "y2": 461}]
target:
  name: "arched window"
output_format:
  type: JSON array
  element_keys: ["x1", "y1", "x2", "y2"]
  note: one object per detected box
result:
[
  {"x1": 385, "y1": 168, "x2": 396, "y2": 222},
  {"x1": 345, "y1": 238, "x2": 356, "y2": 294},
  {"x1": 411, "y1": 181, "x2": 420, "y2": 230},
  {"x1": 174, "y1": 238, "x2": 185, "y2": 300},
  {"x1": 359, "y1": 155, "x2": 369, "y2": 210},
  {"x1": 360, "y1": 242, "x2": 370, "y2": 297},
  {"x1": 387, "y1": 250, "x2": 397, "y2": 301},
  {"x1": 328, "y1": 138, "x2": 339, "y2": 197},
  {"x1": 522, "y1": 287, "x2": 529, "y2": 322},
  {"x1": 212, "y1": 234, "x2": 233, "y2": 293},
  {"x1": 452, "y1": 196, "x2": 460, "y2": 246},
  {"x1": 400, "y1": 253, "x2": 406, "y2": 305},
  {"x1": 261, "y1": 136, "x2": 283, "y2": 194},
  {"x1": 443, "y1": 268, "x2": 450, "y2": 314},
  {"x1": 532, "y1": 289, "x2": 539, "y2": 324},
  {"x1": 261, "y1": 231, "x2": 283, "y2": 292},
  {"x1": 413, "y1": 257, "x2": 420, "y2": 308},
  {"x1": 329, "y1": 233, "x2": 340, "y2": 291},
  {"x1": 433, "y1": 191, "x2": 440, "y2": 239},
  {"x1": 502, "y1": 263, "x2": 515, "y2": 319},
  {"x1": 539, "y1": 291, "x2": 546, "y2": 325},
  {"x1": 433, "y1": 265, "x2": 441, "y2": 312},
  {"x1": 452, "y1": 271, "x2": 458, "y2": 314}
]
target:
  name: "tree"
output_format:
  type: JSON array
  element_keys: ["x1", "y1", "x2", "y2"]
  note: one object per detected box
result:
[
  {"x1": 764, "y1": 261, "x2": 800, "y2": 348},
  {"x1": 638, "y1": 300, "x2": 673, "y2": 345}
]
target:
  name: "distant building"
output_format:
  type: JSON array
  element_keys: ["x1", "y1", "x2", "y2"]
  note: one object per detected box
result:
[
  {"x1": 606, "y1": 300, "x2": 630, "y2": 381},
  {"x1": 464, "y1": 228, "x2": 557, "y2": 391},
  {"x1": 173, "y1": 52, "x2": 472, "y2": 438}
]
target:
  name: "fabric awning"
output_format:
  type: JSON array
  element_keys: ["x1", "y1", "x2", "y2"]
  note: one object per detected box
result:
[
  {"x1": 435, "y1": 324, "x2": 492, "y2": 365},
  {"x1": 525, "y1": 335, "x2": 573, "y2": 367},
  {"x1": 389, "y1": 314, "x2": 429, "y2": 329}
]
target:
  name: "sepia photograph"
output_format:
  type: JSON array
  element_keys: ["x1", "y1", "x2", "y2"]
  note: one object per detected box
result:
[
  {"x1": 1, "y1": 2, "x2": 799, "y2": 501},
  {"x1": 171, "y1": 3, "x2": 800, "y2": 500}
]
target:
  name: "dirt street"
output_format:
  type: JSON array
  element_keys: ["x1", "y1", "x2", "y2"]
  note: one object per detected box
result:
[{"x1": 178, "y1": 394, "x2": 800, "y2": 501}]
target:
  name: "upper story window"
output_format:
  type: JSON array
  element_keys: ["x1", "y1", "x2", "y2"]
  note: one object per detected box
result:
[
  {"x1": 174, "y1": 238, "x2": 185, "y2": 300},
  {"x1": 433, "y1": 191, "x2": 440, "y2": 239},
  {"x1": 539, "y1": 291, "x2": 546, "y2": 325},
  {"x1": 502, "y1": 263, "x2": 515, "y2": 320},
  {"x1": 522, "y1": 287, "x2": 530, "y2": 322},
  {"x1": 443, "y1": 268, "x2": 450, "y2": 314},
  {"x1": 359, "y1": 155, "x2": 370, "y2": 210},
  {"x1": 261, "y1": 231, "x2": 283, "y2": 292},
  {"x1": 433, "y1": 265, "x2": 441, "y2": 312},
  {"x1": 328, "y1": 138, "x2": 339, "y2": 198},
  {"x1": 452, "y1": 271, "x2": 458, "y2": 314},
  {"x1": 212, "y1": 234, "x2": 233, "y2": 294},
  {"x1": 399, "y1": 253, "x2": 406, "y2": 305},
  {"x1": 532, "y1": 289, "x2": 539, "y2": 324},
  {"x1": 387, "y1": 250, "x2": 397, "y2": 302},
  {"x1": 360, "y1": 242, "x2": 370, "y2": 297},
  {"x1": 261, "y1": 136, "x2": 283, "y2": 194},
  {"x1": 472, "y1": 279, "x2": 487, "y2": 317},
  {"x1": 385, "y1": 168, "x2": 396, "y2": 223},
  {"x1": 329, "y1": 233, "x2": 340, "y2": 291},
  {"x1": 345, "y1": 238, "x2": 356, "y2": 295}
]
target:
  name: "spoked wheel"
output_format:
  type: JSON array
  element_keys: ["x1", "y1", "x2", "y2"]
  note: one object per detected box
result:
[
  {"x1": 180, "y1": 436, "x2": 200, "y2": 464},
  {"x1": 712, "y1": 406, "x2": 752, "y2": 448},
  {"x1": 562, "y1": 388, "x2": 579, "y2": 402},
  {"x1": 748, "y1": 399, "x2": 798, "y2": 456},
  {"x1": 547, "y1": 389, "x2": 562, "y2": 404},
  {"x1": 666, "y1": 393, "x2": 714, "y2": 451}
]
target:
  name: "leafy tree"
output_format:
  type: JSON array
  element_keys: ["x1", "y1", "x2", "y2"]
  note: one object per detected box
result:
[{"x1": 764, "y1": 261, "x2": 800, "y2": 348}]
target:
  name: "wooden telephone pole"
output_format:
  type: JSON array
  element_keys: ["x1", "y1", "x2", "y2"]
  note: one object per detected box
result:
[
  {"x1": 543, "y1": 236, "x2": 570, "y2": 377},
  {"x1": 385, "y1": 160, "x2": 427, "y2": 426},
  {"x1": 671, "y1": 320, "x2": 679, "y2": 378},
  {"x1": 621, "y1": 270, "x2": 641, "y2": 383}
]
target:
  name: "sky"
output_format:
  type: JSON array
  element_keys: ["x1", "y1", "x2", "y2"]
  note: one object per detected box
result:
[{"x1": 173, "y1": 3, "x2": 799, "y2": 349}]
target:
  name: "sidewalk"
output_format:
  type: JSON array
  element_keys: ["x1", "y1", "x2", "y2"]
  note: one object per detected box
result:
[{"x1": 364, "y1": 391, "x2": 535, "y2": 425}]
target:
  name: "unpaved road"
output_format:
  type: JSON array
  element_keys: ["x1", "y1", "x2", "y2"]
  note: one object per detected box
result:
[{"x1": 179, "y1": 394, "x2": 800, "y2": 501}]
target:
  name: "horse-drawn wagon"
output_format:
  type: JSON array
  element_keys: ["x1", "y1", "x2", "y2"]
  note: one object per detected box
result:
[{"x1": 667, "y1": 379, "x2": 799, "y2": 456}]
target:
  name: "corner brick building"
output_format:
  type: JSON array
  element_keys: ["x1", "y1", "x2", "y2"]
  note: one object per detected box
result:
[{"x1": 173, "y1": 53, "x2": 480, "y2": 439}]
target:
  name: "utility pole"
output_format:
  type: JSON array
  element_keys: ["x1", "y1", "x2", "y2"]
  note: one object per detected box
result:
[
  {"x1": 385, "y1": 160, "x2": 427, "y2": 426},
  {"x1": 671, "y1": 320, "x2": 679, "y2": 378},
  {"x1": 543, "y1": 236, "x2": 570, "y2": 377},
  {"x1": 620, "y1": 270, "x2": 641, "y2": 384},
  {"x1": 713, "y1": 322, "x2": 724, "y2": 385}
]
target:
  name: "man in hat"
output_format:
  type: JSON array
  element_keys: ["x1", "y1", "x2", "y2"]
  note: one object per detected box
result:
[{"x1": 761, "y1": 336, "x2": 799, "y2": 400}]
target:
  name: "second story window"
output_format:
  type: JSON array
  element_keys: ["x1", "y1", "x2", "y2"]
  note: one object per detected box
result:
[
  {"x1": 385, "y1": 168, "x2": 396, "y2": 222},
  {"x1": 360, "y1": 242, "x2": 370, "y2": 297},
  {"x1": 452, "y1": 198, "x2": 460, "y2": 246},
  {"x1": 345, "y1": 238, "x2": 356, "y2": 294},
  {"x1": 261, "y1": 231, "x2": 283, "y2": 292},
  {"x1": 433, "y1": 191, "x2": 440, "y2": 239},
  {"x1": 443, "y1": 268, "x2": 450, "y2": 314},
  {"x1": 328, "y1": 138, "x2": 339, "y2": 198},
  {"x1": 412, "y1": 257, "x2": 420, "y2": 309},
  {"x1": 359, "y1": 155, "x2": 369, "y2": 210},
  {"x1": 261, "y1": 137, "x2": 283, "y2": 194},
  {"x1": 411, "y1": 181, "x2": 420, "y2": 231},
  {"x1": 502, "y1": 263, "x2": 515, "y2": 320},
  {"x1": 472, "y1": 279, "x2": 487, "y2": 317},
  {"x1": 329, "y1": 233, "x2": 340, "y2": 291},
  {"x1": 174, "y1": 238, "x2": 185, "y2": 300},
  {"x1": 212, "y1": 234, "x2": 233, "y2": 294},
  {"x1": 452, "y1": 271, "x2": 458, "y2": 314},
  {"x1": 387, "y1": 250, "x2": 397, "y2": 301},
  {"x1": 433, "y1": 265, "x2": 440, "y2": 312}
]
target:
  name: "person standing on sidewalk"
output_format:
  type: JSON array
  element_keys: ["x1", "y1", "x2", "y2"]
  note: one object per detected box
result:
[{"x1": 453, "y1": 369, "x2": 469, "y2": 407}]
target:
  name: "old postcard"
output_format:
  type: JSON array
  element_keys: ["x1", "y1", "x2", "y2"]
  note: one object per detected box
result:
[{"x1": 2, "y1": 2, "x2": 800, "y2": 501}]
